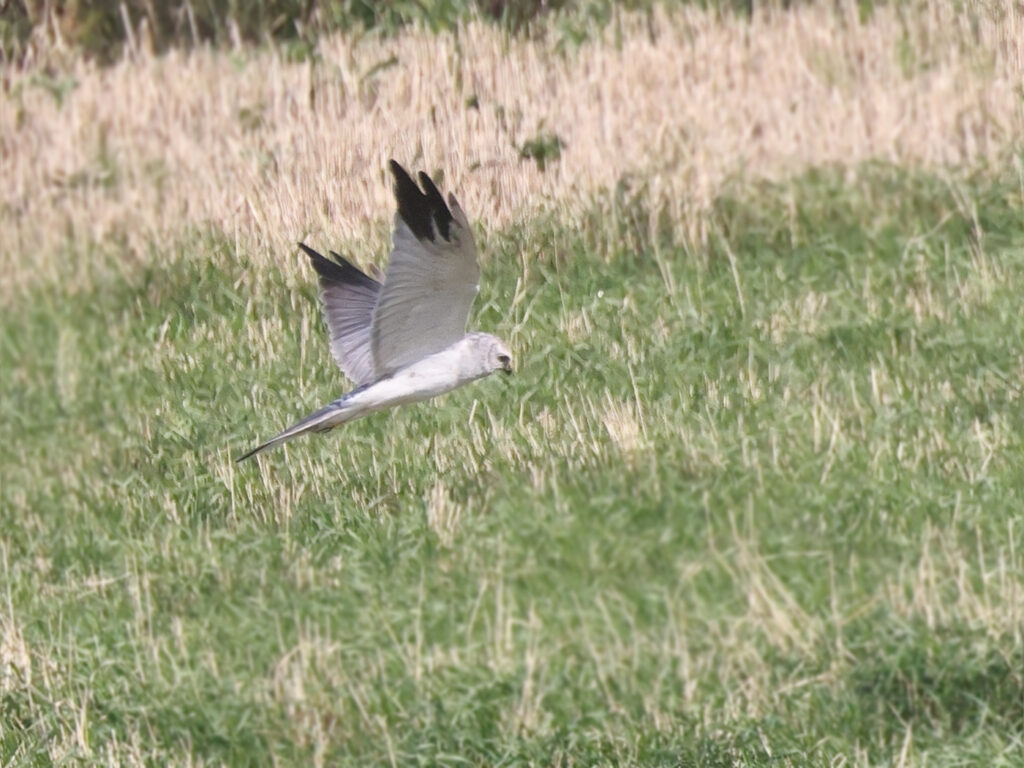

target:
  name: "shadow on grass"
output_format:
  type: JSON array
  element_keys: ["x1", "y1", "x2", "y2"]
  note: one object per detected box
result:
[{"x1": 844, "y1": 617, "x2": 1024, "y2": 745}]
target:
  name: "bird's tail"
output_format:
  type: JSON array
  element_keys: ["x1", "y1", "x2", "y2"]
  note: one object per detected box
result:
[{"x1": 236, "y1": 396, "x2": 358, "y2": 462}]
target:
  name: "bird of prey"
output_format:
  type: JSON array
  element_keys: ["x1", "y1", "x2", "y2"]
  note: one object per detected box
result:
[{"x1": 237, "y1": 160, "x2": 513, "y2": 462}]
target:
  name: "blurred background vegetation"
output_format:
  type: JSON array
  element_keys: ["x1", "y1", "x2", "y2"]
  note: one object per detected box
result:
[
  {"x1": 2, "y1": 0, "x2": 612, "y2": 62},
  {"x1": 1, "y1": 0, "x2": 808, "y2": 64}
]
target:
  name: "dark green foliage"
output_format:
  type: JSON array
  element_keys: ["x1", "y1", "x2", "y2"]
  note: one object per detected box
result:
[
  {"x1": 0, "y1": 0, "x2": 561, "y2": 62},
  {"x1": 1, "y1": 0, "x2": 831, "y2": 64},
  {"x1": 519, "y1": 131, "x2": 565, "y2": 171}
]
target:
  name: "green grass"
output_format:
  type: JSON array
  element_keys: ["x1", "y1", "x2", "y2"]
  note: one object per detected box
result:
[{"x1": 3, "y1": 162, "x2": 1024, "y2": 765}]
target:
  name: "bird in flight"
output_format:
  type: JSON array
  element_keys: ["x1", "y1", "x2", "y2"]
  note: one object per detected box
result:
[{"x1": 237, "y1": 160, "x2": 513, "y2": 462}]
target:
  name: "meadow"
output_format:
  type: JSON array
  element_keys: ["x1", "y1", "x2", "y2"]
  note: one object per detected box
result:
[{"x1": 2, "y1": 2, "x2": 1023, "y2": 765}]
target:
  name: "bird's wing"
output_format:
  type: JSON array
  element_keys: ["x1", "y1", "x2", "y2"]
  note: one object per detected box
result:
[
  {"x1": 300, "y1": 243, "x2": 381, "y2": 386},
  {"x1": 370, "y1": 160, "x2": 480, "y2": 377}
]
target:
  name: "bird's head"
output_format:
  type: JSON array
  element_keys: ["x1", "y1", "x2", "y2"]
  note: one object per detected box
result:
[
  {"x1": 494, "y1": 342, "x2": 514, "y2": 376},
  {"x1": 469, "y1": 333, "x2": 513, "y2": 376}
]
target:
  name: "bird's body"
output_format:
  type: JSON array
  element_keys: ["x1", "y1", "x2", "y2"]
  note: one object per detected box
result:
[
  {"x1": 237, "y1": 162, "x2": 512, "y2": 462},
  {"x1": 236, "y1": 333, "x2": 508, "y2": 461}
]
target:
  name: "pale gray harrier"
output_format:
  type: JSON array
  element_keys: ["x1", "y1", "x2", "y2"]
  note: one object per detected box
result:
[{"x1": 238, "y1": 161, "x2": 512, "y2": 462}]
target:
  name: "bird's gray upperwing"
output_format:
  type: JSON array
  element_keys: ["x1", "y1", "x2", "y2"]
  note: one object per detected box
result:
[
  {"x1": 370, "y1": 161, "x2": 480, "y2": 377},
  {"x1": 300, "y1": 243, "x2": 381, "y2": 386}
]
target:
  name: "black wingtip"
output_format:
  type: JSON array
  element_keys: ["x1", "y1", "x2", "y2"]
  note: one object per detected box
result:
[
  {"x1": 298, "y1": 241, "x2": 321, "y2": 261},
  {"x1": 298, "y1": 242, "x2": 379, "y2": 288},
  {"x1": 388, "y1": 159, "x2": 407, "y2": 183},
  {"x1": 388, "y1": 159, "x2": 453, "y2": 242}
]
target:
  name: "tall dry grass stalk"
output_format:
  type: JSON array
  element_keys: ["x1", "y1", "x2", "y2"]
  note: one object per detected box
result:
[{"x1": 1, "y1": 1, "x2": 1022, "y2": 298}]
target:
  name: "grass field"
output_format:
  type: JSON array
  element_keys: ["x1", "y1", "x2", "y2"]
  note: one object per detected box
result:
[{"x1": 3, "y1": 2, "x2": 1024, "y2": 766}]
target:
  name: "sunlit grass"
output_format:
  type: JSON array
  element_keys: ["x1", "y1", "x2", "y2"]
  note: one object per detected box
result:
[
  {"x1": 3, "y1": 161, "x2": 1024, "y2": 765},
  {"x1": 3, "y1": 1, "x2": 1022, "y2": 302}
]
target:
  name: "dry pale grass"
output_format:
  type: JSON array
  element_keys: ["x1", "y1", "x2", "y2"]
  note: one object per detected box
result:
[
  {"x1": 426, "y1": 479, "x2": 463, "y2": 546},
  {"x1": 1, "y1": 1, "x2": 1022, "y2": 299}
]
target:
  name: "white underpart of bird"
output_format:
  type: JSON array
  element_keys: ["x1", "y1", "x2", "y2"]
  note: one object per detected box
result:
[{"x1": 237, "y1": 160, "x2": 513, "y2": 462}]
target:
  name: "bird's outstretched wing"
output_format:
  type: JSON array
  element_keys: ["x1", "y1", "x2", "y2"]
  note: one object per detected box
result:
[
  {"x1": 370, "y1": 161, "x2": 480, "y2": 377},
  {"x1": 300, "y1": 243, "x2": 381, "y2": 386}
]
